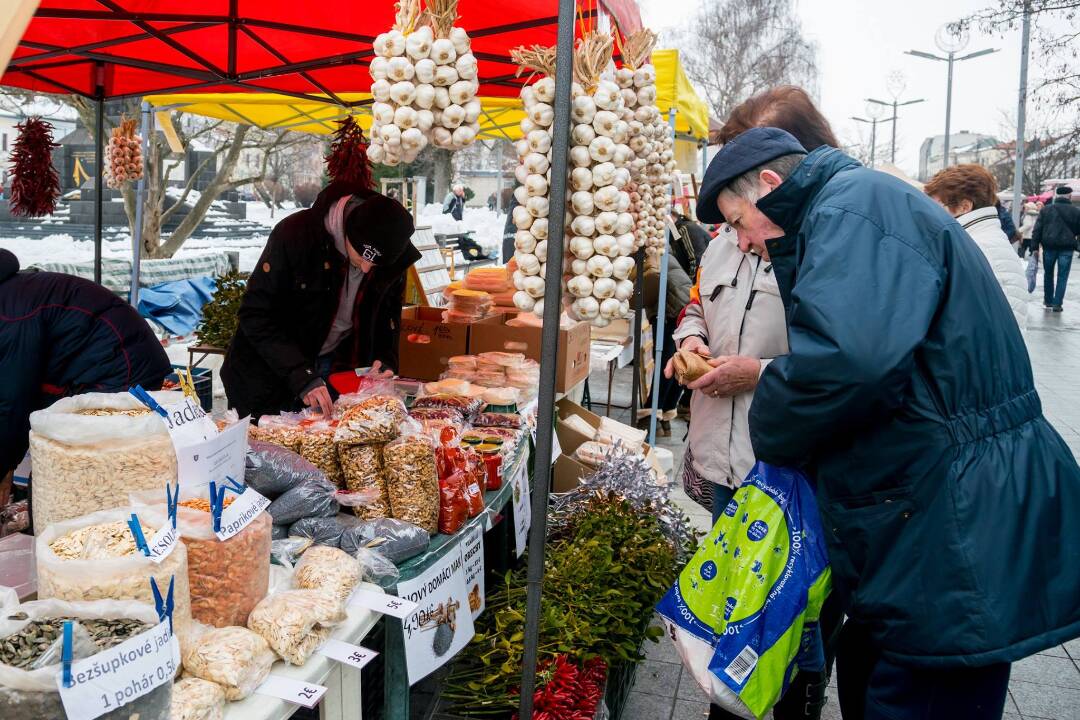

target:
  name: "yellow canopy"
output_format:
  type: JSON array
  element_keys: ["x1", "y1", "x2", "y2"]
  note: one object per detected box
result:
[{"x1": 145, "y1": 48, "x2": 709, "y2": 142}]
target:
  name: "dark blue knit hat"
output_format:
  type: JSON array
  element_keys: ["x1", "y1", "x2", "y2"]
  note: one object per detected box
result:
[{"x1": 698, "y1": 127, "x2": 807, "y2": 224}]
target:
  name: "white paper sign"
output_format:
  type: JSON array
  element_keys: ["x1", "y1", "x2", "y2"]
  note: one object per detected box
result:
[
  {"x1": 213, "y1": 486, "x2": 270, "y2": 541},
  {"x1": 174, "y1": 418, "x2": 249, "y2": 488},
  {"x1": 57, "y1": 620, "x2": 178, "y2": 720},
  {"x1": 349, "y1": 588, "x2": 418, "y2": 619},
  {"x1": 160, "y1": 396, "x2": 217, "y2": 448},
  {"x1": 512, "y1": 465, "x2": 531, "y2": 558},
  {"x1": 462, "y1": 526, "x2": 485, "y2": 620},
  {"x1": 397, "y1": 543, "x2": 476, "y2": 685},
  {"x1": 319, "y1": 639, "x2": 379, "y2": 670},
  {"x1": 146, "y1": 524, "x2": 178, "y2": 564},
  {"x1": 256, "y1": 676, "x2": 328, "y2": 708},
  {"x1": 551, "y1": 432, "x2": 562, "y2": 466}
]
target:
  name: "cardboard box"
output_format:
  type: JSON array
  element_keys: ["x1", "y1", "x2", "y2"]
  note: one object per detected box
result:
[
  {"x1": 551, "y1": 398, "x2": 664, "y2": 492},
  {"x1": 397, "y1": 306, "x2": 470, "y2": 381},
  {"x1": 469, "y1": 312, "x2": 591, "y2": 392}
]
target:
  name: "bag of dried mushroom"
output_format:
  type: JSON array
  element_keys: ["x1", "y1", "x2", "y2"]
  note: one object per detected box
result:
[
  {"x1": 131, "y1": 486, "x2": 271, "y2": 629},
  {"x1": 334, "y1": 381, "x2": 408, "y2": 445},
  {"x1": 0, "y1": 593, "x2": 170, "y2": 719},
  {"x1": 180, "y1": 624, "x2": 276, "y2": 701},
  {"x1": 35, "y1": 507, "x2": 194, "y2": 637},
  {"x1": 247, "y1": 589, "x2": 347, "y2": 665},
  {"x1": 383, "y1": 431, "x2": 440, "y2": 534},
  {"x1": 298, "y1": 419, "x2": 345, "y2": 487},
  {"x1": 337, "y1": 443, "x2": 392, "y2": 520},
  {"x1": 27, "y1": 391, "x2": 184, "y2": 529},
  {"x1": 248, "y1": 413, "x2": 304, "y2": 453}
]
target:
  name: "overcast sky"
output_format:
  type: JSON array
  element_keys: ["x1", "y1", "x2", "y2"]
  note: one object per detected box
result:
[{"x1": 638, "y1": 0, "x2": 1066, "y2": 176}]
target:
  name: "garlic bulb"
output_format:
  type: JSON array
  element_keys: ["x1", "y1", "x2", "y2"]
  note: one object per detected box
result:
[
  {"x1": 570, "y1": 236, "x2": 596, "y2": 260},
  {"x1": 571, "y1": 215, "x2": 596, "y2": 237},
  {"x1": 593, "y1": 186, "x2": 621, "y2": 212},
  {"x1": 371, "y1": 79, "x2": 392, "y2": 103},
  {"x1": 592, "y1": 162, "x2": 616, "y2": 187},
  {"x1": 531, "y1": 218, "x2": 549, "y2": 239},
  {"x1": 572, "y1": 296, "x2": 600, "y2": 319},
  {"x1": 592, "y1": 110, "x2": 619, "y2": 137},
  {"x1": 514, "y1": 291, "x2": 536, "y2": 311},
  {"x1": 390, "y1": 81, "x2": 416, "y2": 105},
  {"x1": 571, "y1": 258, "x2": 589, "y2": 276},
  {"x1": 567, "y1": 275, "x2": 594, "y2": 298},
  {"x1": 599, "y1": 297, "x2": 622, "y2": 319},
  {"x1": 450, "y1": 26, "x2": 471, "y2": 54},
  {"x1": 431, "y1": 38, "x2": 457, "y2": 65},
  {"x1": 571, "y1": 167, "x2": 593, "y2": 192},
  {"x1": 513, "y1": 185, "x2": 529, "y2": 206},
  {"x1": 594, "y1": 81, "x2": 622, "y2": 111},
  {"x1": 615, "y1": 212, "x2": 635, "y2": 235},
  {"x1": 594, "y1": 234, "x2": 618, "y2": 258},
  {"x1": 449, "y1": 80, "x2": 474, "y2": 106},
  {"x1": 414, "y1": 59, "x2": 436, "y2": 84},
  {"x1": 372, "y1": 102, "x2": 395, "y2": 126},
  {"x1": 456, "y1": 53, "x2": 478, "y2": 80},
  {"x1": 526, "y1": 196, "x2": 549, "y2": 218},
  {"x1": 571, "y1": 191, "x2": 595, "y2": 216},
  {"x1": 523, "y1": 275, "x2": 545, "y2": 298},
  {"x1": 534, "y1": 240, "x2": 548, "y2": 263},
  {"x1": 571, "y1": 146, "x2": 592, "y2": 168},
  {"x1": 615, "y1": 233, "x2": 635, "y2": 256},
  {"x1": 394, "y1": 105, "x2": 418, "y2": 129},
  {"x1": 515, "y1": 230, "x2": 537, "y2": 253},
  {"x1": 434, "y1": 65, "x2": 459, "y2": 87},
  {"x1": 452, "y1": 124, "x2": 476, "y2": 147},
  {"x1": 587, "y1": 254, "x2": 614, "y2": 278},
  {"x1": 529, "y1": 103, "x2": 555, "y2": 128},
  {"x1": 524, "y1": 152, "x2": 550, "y2": 175},
  {"x1": 370, "y1": 57, "x2": 390, "y2": 80},
  {"x1": 572, "y1": 95, "x2": 597, "y2": 124},
  {"x1": 518, "y1": 253, "x2": 541, "y2": 276},
  {"x1": 387, "y1": 56, "x2": 414, "y2": 82},
  {"x1": 435, "y1": 87, "x2": 452, "y2": 109},
  {"x1": 572, "y1": 123, "x2": 596, "y2": 147},
  {"x1": 385, "y1": 30, "x2": 406, "y2": 57},
  {"x1": 592, "y1": 277, "x2": 617, "y2": 299},
  {"x1": 441, "y1": 104, "x2": 465, "y2": 129},
  {"x1": 414, "y1": 84, "x2": 436, "y2": 109},
  {"x1": 528, "y1": 130, "x2": 552, "y2": 153},
  {"x1": 401, "y1": 127, "x2": 426, "y2": 151},
  {"x1": 614, "y1": 279, "x2": 634, "y2": 301},
  {"x1": 513, "y1": 205, "x2": 533, "y2": 230},
  {"x1": 526, "y1": 173, "x2": 549, "y2": 197},
  {"x1": 594, "y1": 211, "x2": 618, "y2": 235},
  {"x1": 514, "y1": 163, "x2": 529, "y2": 184},
  {"x1": 615, "y1": 67, "x2": 634, "y2": 88}
]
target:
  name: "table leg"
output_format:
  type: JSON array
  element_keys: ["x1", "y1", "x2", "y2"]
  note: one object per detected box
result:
[
  {"x1": 384, "y1": 613, "x2": 410, "y2": 720},
  {"x1": 606, "y1": 360, "x2": 615, "y2": 417}
]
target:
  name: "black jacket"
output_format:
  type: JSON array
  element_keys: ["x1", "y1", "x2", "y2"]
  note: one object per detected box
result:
[
  {"x1": 221, "y1": 182, "x2": 421, "y2": 419},
  {"x1": 672, "y1": 216, "x2": 710, "y2": 276},
  {"x1": 0, "y1": 249, "x2": 170, "y2": 475},
  {"x1": 1032, "y1": 196, "x2": 1080, "y2": 251}
]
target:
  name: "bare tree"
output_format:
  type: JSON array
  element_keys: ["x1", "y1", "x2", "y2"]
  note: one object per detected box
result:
[{"x1": 671, "y1": 0, "x2": 819, "y2": 122}]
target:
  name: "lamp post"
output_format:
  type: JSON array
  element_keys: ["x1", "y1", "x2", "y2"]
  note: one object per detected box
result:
[
  {"x1": 867, "y1": 74, "x2": 925, "y2": 165},
  {"x1": 1012, "y1": 1, "x2": 1032, "y2": 228},
  {"x1": 907, "y1": 24, "x2": 997, "y2": 170},
  {"x1": 852, "y1": 102, "x2": 886, "y2": 167}
]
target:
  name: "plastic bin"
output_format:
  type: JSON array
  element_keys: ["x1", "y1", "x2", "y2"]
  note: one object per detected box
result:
[{"x1": 167, "y1": 365, "x2": 213, "y2": 411}]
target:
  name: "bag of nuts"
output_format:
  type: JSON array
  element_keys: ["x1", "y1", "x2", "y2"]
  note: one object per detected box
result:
[
  {"x1": 248, "y1": 414, "x2": 304, "y2": 453},
  {"x1": 333, "y1": 381, "x2": 408, "y2": 445},
  {"x1": 337, "y1": 443, "x2": 392, "y2": 520},
  {"x1": 383, "y1": 432, "x2": 440, "y2": 534},
  {"x1": 27, "y1": 391, "x2": 184, "y2": 529},
  {"x1": 298, "y1": 420, "x2": 345, "y2": 487},
  {"x1": 132, "y1": 487, "x2": 271, "y2": 629},
  {"x1": 247, "y1": 589, "x2": 346, "y2": 665},
  {"x1": 0, "y1": 595, "x2": 170, "y2": 719},
  {"x1": 35, "y1": 507, "x2": 194, "y2": 638}
]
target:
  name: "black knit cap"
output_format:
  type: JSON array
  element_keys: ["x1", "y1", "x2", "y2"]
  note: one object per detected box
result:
[
  {"x1": 1056, "y1": 185, "x2": 1073, "y2": 196},
  {"x1": 344, "y1": 193, "x2": 416, "y2": 265}
]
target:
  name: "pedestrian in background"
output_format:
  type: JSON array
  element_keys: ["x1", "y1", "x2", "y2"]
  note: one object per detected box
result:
[
  {"x1": 699, "y1": 124, "x2": 1080, "y2": 720},
  {"x1": 924, "y1": 164, "x2": 1028, "y2": 333},
  {"x1": 1018, "y1": 201, "x2": 1040, "y2": 257},
  {"x1": 1032, "y1": 185, "x2": 1080, "y2": 312},
  {"x1": 442, "y1": 183, "x2": 465, "y2": 221},
  {"x1": 996, "y1": 199, "x2": 1021, "y2": 246}
]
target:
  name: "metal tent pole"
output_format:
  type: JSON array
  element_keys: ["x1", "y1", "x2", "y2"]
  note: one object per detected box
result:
[
  {"x1": 516, "y1": 0, "x2": 574, "y2": 714},
  {"x1": 129, "y1": 101, "x2": 151, "y2": 306},
  {"x1": 943, "y1": 51, "x2": 954, "y2": 168},
  {"x1": 648, "y1": 108, "x2": 677, "y2": 445},
  {"x1": 1012, "y1": 1, "x2": 1032, "y2": 228},
  {"x1": 93, "y1": 81, "x2": 105, "y2": 285},
  {"x1": 630, "y1": 248, "x2": 644, "y2": 418}
]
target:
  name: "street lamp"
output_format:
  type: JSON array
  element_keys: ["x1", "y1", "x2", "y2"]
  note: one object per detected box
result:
[
  {"x1": 867, "y1": 91, "x2": 926, "y2": 165},
  {"x1": 852, "y1": 101, "x2": 886, "y2": 166},
  {"x1": 907, "y1": 24, "x2": 998, "y2": 169}
]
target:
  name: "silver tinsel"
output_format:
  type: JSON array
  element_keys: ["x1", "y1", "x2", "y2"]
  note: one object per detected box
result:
[{"x1": 549, "y1": 444, "x2": 698, "y2": 562}]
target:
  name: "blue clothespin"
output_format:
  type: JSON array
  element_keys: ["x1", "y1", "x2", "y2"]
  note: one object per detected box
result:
[
  {"x1": 222, "y1": 476, "x2": 245, "y2": 495},
  {"x1": 165, "y1": 483, "x2": 179, "y2": 530},
  {"x1": 150, "y1": 576, "x2": 175, "y2": 636},
  {"x1": 128, "y1": 386, "x2": 167, "y2": 418},
  {"x1": 61, "y1": 620, "x2": 73, "y2": 688},
  {"x1": 127, "y1": 514, "x2": 150, "y2": 556},
  {"x1": 209, "y1": 482, "x2": 226, "y2": 533}
]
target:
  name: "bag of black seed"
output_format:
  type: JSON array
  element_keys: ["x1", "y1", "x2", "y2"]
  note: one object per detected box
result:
[{"x1": 0, "y1": 596, "x2": 171, "y2": 719}]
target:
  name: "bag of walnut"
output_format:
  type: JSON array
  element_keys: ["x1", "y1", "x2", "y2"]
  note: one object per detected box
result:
[{"x1": 28, "y1": 391, "x2": 183, "y2": 529}]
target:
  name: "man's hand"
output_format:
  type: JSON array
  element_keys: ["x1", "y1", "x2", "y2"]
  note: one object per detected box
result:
[
  {"x1": 367, "y1": 360, "x2": 395, "y2": 380},
  {"x1": 304, "y1": 383, "x2": 334, "y2": 418},
  {"x1": 687, "y1": 355, "x2": 761, "y2": 398}
]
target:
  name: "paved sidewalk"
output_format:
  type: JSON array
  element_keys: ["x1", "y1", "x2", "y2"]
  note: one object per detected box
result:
[{"x1": 617, "y1": 273, "x2": 1080, "y2": 720}]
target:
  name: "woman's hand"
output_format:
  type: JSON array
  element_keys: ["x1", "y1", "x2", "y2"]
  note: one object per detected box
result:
[
  {"x1": 665, "y1": 336, "x2": 710, "y2": 379},
  {"x1": 687, "y1": 356, "x2": 761, "y2": 399},
  {"x1": 304, "y1": 383, "x2": 334, "y2": 418}
]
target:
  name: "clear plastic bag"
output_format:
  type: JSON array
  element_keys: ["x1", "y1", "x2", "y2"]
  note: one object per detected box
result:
[
  {"x1": 248, "y1": 414, "x2": 304, "y2": 453},
  {"x1": 412, "y1": 394, "x2": 485, "y2": 418},
  {"x1": 271, "y1": 524, "x2": 290, "y2": 540},
  {"x1": 0, "y1": 596, "x2": 168, "y2": 719},
  {"x1": 338, "y1": 517, "x2": 430, "y2": 564},
  {"x1": 266, "y1": 476, "x2": 339, "y2": 526},
  {"x1": 287, "y1": 516, "x2": 347, "y2": 547},
  {"x1": 132, "y1": 487, "x2": 271, "y2": 629},
  {"x1": 171, "y1": 677, "x2": 226, "y2": 720},
  {"x1": 35, "y1": 507, "x2": 194, "y2": 637},
  {"x1": 334, "y1": 382, "x2": 408, "y2": 445},
  {"x1": 246, "y1": 441, "x2": 327, "y2": 499},
  {"x1": 337, "y1": 444, "x2": 392, "y2": 521},
  {"x1": 383, "y1": 433, "x2": 440, "y2": 534},
  {"x1": 247, "y1": 589, "x2": 346, "y2": 666},
  {"x1": 353, "y1": 545, "x2": 401, "y2": 588},
  {"x1": 297, "y1": 420, "x2": 344, "y2": 487},
  {"x1": 438, "y1": 471, "x2": 469, "y2": 535},
  {"x1": 270, "y1": 537, "x2": 314, "y2": 567},
  {"x1": 293, "y1": 546, "x2": 361, "y2": 602},
  {"x1": 180, "y1": 624, "x2": 276, "y2": 701},
  {"x1": 472, "y1": 412, "x2": 524, "y2": 428},
  {"x1": 27, "y1": 391, "x2": 182, "y2": 529}
]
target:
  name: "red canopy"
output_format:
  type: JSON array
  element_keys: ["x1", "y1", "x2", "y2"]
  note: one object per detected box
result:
[{"x1": 3, "y1": 0, "x2": 642, "y2": 101}]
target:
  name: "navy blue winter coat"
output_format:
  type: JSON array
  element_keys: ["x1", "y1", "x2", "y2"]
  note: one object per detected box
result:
[
  {"x1": 0, "y1": 249, "x2": 170, "y2": 475},
  {"x1": 749, "y1": 147, "x2": 1080, "y2": 668}
]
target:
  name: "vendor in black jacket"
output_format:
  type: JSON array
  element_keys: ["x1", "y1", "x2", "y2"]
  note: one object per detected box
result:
[
  {"x1": 0, "y1": 248, "x2": 171, "y2": 480},
  {"x1": 222, "y1": 181, "x2": 419, "y2": 419},
  {"x1": 1032, "y1": 185, "x2": 1080, "y2": 311}
]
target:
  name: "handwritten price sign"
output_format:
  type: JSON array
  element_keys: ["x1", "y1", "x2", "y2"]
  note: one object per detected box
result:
[
  {"x1": 348, "y1": 588, "x2": 418, "y2": 619},
  {"x1": 256, "y1": 676, "x2": 327, "y2": 708}
]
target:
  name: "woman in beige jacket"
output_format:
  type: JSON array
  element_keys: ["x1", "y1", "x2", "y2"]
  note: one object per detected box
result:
[{"x1": 666, "y1": 223, "x2": 789, "y2": 521}]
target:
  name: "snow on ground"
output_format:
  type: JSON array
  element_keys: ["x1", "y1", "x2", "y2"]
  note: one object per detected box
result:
[{"x1": 417, "y1": 203, "x2": 507, "y2": 257}]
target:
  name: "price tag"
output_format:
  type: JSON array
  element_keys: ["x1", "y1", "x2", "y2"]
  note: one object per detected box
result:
[
  {"x1": 349, "y1": 588, "x2": 418, "y2": 619},
  {"x1": 255, "y1": 676, "x2": 327, "y2": 708},
  {"x1": 160, "y1": 396, "x2": 218, "y2": 448},
  {"x1": 146, "y1": 524, "x2": 177, "y2": 564},
  {"x1": 174, "y1": 418, "x2": 249, "y2": 489},
  {"x1": 214, "y1": 486, "x2": 270, "y2": 541},
  {"x1": 56, "y1": 621, "x2": 177, "y2": 720},
  {"x1": 512, "y1": 466, "x2": 531, "y2": 558},
  {"x1": 319, "y1": 639, "x2": 379, "y2": 670},
  {"x1": 462, "y1": 527, "x2": 485, "y2": 620}
]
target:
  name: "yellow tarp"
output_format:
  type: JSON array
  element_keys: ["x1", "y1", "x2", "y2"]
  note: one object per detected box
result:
[{"x1": 145, "y1": 47, "x2": 709, "y2": 142}]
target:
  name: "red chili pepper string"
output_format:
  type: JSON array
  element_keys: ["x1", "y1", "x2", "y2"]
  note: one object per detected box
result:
[
  {"x1": 514, "y1": 655, "x2": 609, "y2": 720},
  {"x1": 325, "y1": 116, "x2": 373, "y2": 190}
]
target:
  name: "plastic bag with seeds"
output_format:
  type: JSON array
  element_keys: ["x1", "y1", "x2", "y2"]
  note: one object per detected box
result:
[
  {"x1": 170, "y1": 677, "x2": 226, "y2": 720},
  {"x1": 180, "y1": 624, "x2": 276, "y2": 701},
  {"x1": 0, "y1": 596, "x2": 170, "y2": 719},
  {"x1": 298, "y1": 420, "x2": 344, "y2": 487},
  {"x1": 337, "y1": 443, "x2": 392, "y2": 520},
  {"x1": 131, "y1": 487, "x2": 271, "y2": 629},
  {"x1": 246, "y1": 441, "x2": 327, "y2": 499},
  {"x1": 338, "y1": 517, "x2": 430, "y2": 563},
  {"x1": 383, "y1": 432, "x2": 440, "y2": 534},
  {"x1": 247, "y1": 589, "x2": 346, "y2": 665},
  {"x1": 35, "y1": 507, "x2": 194, "y2": 637},
  {"x1": 293, "y1": 545, "x2": 361, "y2": 601},
  {"x1": 27, "y1": 390, "x2": 184, "y2": 529},
  {"x1": 333, "y1": 386, "x2": 408, "y2": 445},
  {"x1": 266, "y1": 475, "x2": 339, "y2": 526}
]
